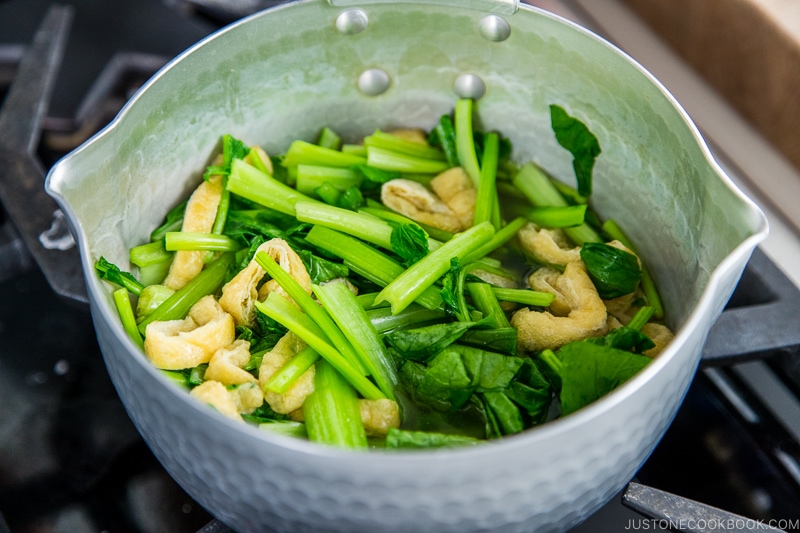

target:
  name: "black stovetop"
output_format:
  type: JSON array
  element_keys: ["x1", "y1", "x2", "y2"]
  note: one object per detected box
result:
[{"x1": 1, "y1": 1, "x2": 799, "y2": 531}]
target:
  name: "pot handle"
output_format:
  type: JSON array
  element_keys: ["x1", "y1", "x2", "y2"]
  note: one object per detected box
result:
[
  {"x1": 327, "y1": 0, "x2": 519, "y2": 15},
  {"x1": 701, "y1": 247, "x2": 800, "y2": 366},
  {"x1": 0, "y1": 5, "x2": 88, "y2": 308}
]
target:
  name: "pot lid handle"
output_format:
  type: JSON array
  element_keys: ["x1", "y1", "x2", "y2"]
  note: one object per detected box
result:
[{"x1": 327, "y1": 0, "x2": 519, "y2": 15}]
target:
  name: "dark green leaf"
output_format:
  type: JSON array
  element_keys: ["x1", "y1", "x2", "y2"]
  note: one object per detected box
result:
[
  {"x1": 580, "y1": 242, "x2": 642, "y2": 299},
  {"x1": 459, "y1": 327, "x2": 518, "y2": 355},
  {"x1": 297, "y1": 249, "x2": 349, "y2": 284},
  {"x1": 558, "y1": 341, "x2": 651, "y2": 415},
  {"x1": 416, "y1": 350, "x2": 473, "y2": 411},
  {"x1": 390, "y1": 223, "x2": 429, "y2": 266},
  {"x1": 385, "y1": 321, "x2": 474, "y2": 362},
  {"x1": 428, "y1": 114, "x2": 460, "y2": 167},
  {"x1": 95, "y1": 256, "x2": 145, "y2": 296},
  {"x1": 482, "y1": 391, "x2": 525, "y2": 436},
  {"x1": 590, "y1": 325, "x2": 655, "y2": 354},
  {"x1": 456, "y1": 344, "x2": 522, "y2": 391},
  {"x1": 549, "y1": 105, "x2": 601, "y2": 197}
]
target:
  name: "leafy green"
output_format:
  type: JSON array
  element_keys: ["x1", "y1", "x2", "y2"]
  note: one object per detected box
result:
[
  {"x1": 558, "y1": 341, "x2": 651, "y2": 415},
  {"x1": 297, "y1": 249, "x2": 349, "y2": 284},
  {"x1": 580, "y1": 242, "x2": 642, "y2": 299},
  {"x1": 459, "y1": 327, "x2": 517, "y2": 356},
  {"x1": 428, "y1": 113, "x2": 460, "y2": 167},
  {"x1": 549, "y1": 104, "x2": 601, "y2": 197},
  {"x1": 204, "y1": 133, "x2": 250, "y2": 180},
  {"x1": 390, "y1": 222, "x2": 429, "y2": 266},
  {"x1": 150, "y1": 200, "x2": 186, "y2": 242},
  {"x1": 385, "y1": 321, "x2": 474, "y2": 363},
  {"x1": 95, "y1": 256, "x2": 145, "y2": 296}
]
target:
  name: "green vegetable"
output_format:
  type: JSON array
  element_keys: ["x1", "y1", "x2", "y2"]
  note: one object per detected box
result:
[
  {"x1": 512, "y1": 163, "x2": 601, "y2": 245},
  {"x1": 385, "y1": 321, "x2": 474, "y2": 363},
  {"x1": 527, "y1": 205, "x2": 587, "y2": 228},
  {"x1": 150, "y1": 200, "x2": 187, "y2": 242},
  {"x1": 317, "y1": 127, "x2": 341, "y2": 150},
  {"x1": 137, "y1": 253, "x2": 233, "y2": 335},
  {"x1": 428, "y1": 113, "x2": 460, "y2": 167},
  {"x1": 129, "y1": 240, "x2": 172, "y2": 268},
  {"x1": 390, "y1": 222, "x2": 430, "y2": 266},
  {"x1": 313, "y1": 281, "x2": 399, "y2": 400},
  {"x1": 113, "y1": 288, "x2": 144, "y2": 349},
  {"x1": 455, "y1": 99, "x2": 481, "y2": 185},
  {"x1": 263, "y1": 346, "x2": 320, "y2": 394},
  {"x1": 304, "y1": 225, "x2": 444, "y2": 311},
  {"x1": 282, "y1": 140, "x2": 367, "y2": 168},
  {"x1": 602, "y1": 218, "x2": 664, "y2": 319},
  {"x1": 95, "y1": 257, "x2": 145, "y2": 296},
  {"x1": 549, "y1": 104, "x2": 601, "y2": 197},
  {"x1": 164, "y1": 232, "x2": 242, "y2": 252},
  {"x1": 303, "y1": 359, "x2": 368, "y2": 449},
  {"x1": 580, "y1": 242, "x2": 642, "y2": 299},
  {"x1": 364, "y1": 130, "x2": 446, "y2": 161},
  {"x1": 227, "y1": 158, "x2": 321, "y2": 216},
  {"x1": 256, "y1": 292, "x2": 383, "y2": 400},
  {"x1": 474, "y1": 131, "x2": 500, "y2": 227},
  {"x1": 135, "y1": 284, "x2": 175, "y2": 322},
  {"x1": 557, "y1": 341, "x2": 651, "y2": 415},
  {"x1": 375, "y1": 221, "x2": 495, "y2": 314}
]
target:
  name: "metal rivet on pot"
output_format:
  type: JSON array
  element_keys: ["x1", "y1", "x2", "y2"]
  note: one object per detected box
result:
[
  {"x1": 336, "y1": 8, "x2": 369, "y2": 35},
  {"x1": 479, "y1": 14, "x2": 511, "y2": 42},
  {"x1": 454, "y1": 74, "x2": 486, "y2": 100},
  {"x1": 358, "y1": 68, "x2": 391, "y2": 96}
]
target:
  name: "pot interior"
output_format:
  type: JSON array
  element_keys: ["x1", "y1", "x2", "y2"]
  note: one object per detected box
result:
[{"x1": 49, "y1": 0, "x2": 764, "y2": 345}]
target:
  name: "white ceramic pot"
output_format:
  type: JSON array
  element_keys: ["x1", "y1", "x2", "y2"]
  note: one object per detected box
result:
[{"x1": 45, "y1": 1, "x2": 768, "y2": 531}]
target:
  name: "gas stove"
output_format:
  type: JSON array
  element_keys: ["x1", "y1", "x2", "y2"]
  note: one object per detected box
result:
[{"x1": 1, "y1": 1, "x2": 799, "y2": 532}]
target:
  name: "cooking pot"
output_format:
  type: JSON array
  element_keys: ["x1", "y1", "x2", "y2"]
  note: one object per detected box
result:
[{"x1": 44, "y1": 1, "x2": 768, "y2": 531}]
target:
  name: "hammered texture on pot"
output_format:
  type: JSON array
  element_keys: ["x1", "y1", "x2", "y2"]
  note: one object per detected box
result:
[{"x1": 48, "y1": 1, "x2": 767, "y2": 532}]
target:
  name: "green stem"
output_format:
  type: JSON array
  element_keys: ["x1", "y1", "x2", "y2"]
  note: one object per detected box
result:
[
  {"x1": 263, "y1": 346, "x2": 320, "y2": 394},
  {"x1": 296, "y1": 165, "x2": 361, "y2": 196},
  {"x1": 256, "y1": 293, "x2": 383, "y2": 400},
  {"x1": 164, "y1": 232, "x2": 242, "y2": 252},
  {"x1": 282, "y1": 140, "x2": 367, "y2": 168},
  {"x1": 627, "y1": 305, "x2": 655, "y2": 331},
  {"x1": 512, "y1": 163, "x2": 601, "y2": 245},
  {"x1": 375, "y1": 221, "x2": 495, "y2": 314},
  {"x1": 254, "y1": 250, "x2": 370, "y2": 376},
  {"x1": 113, "y1": 288, "x2": 144, "y2": 349},
  {"x1": 455, "y1": 98, "x2": 482, "y2": 186},
  {"x1": 527, "y1": 205, "x2": 587, "y2": 228},
  {"x1": 366, "y1": 305, "x2": 448, "y2": 334},
  {"x1": 137, "y1": 253, "x2": 233, "y2": 335},
  {"x1": 461, "y1": 216, "x2": 526, "y2": 264},
  {"x1": 466, "y1": 282, "x2": 511, "y2": 328},
  {"x1": 303, "y1": 359, "x2": 368, "y2": 449},
  {"x1": 364, "y1": 130, "x2": 446, "y2": 161},
  {"x1": 227, "y1": 158, "x2": 321, "y2": 216},
  {"x1": 304, "y1": 225, "x2": 444, "y2": 310},
  {"x1": 367, "y1": 146, "x2": 450, "y2": 174},
  {"x1": 313, "y1": 282, "x2": 398, "y2": 400},
  {"x1": 130, "y1": 240, "x2": 172, "y2": 267},
  {"x1": 474, "y1": 132, "x2": 499, "y2": 227},
  {"x1": 491, "y1": 287, "x2": 556, "y2": 307},
  {"x1": 295, "y1": 201, "x2": 394, "y2": 251}
]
